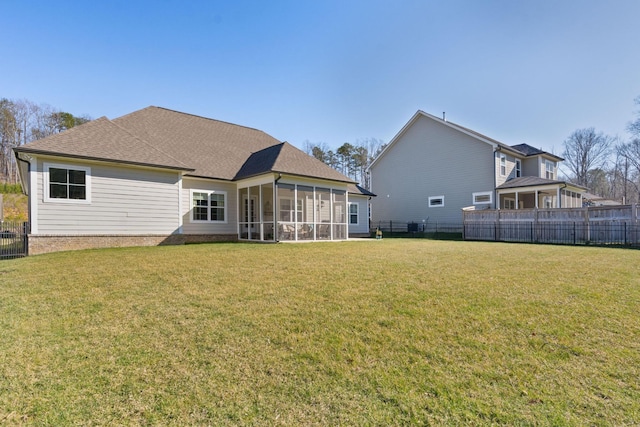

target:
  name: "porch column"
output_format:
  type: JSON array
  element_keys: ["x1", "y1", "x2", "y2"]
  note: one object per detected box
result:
[
  {"x1": 557, "y1": 187, "x2": 561, "y2": 208},
  {"x1": 535, "y1": 190, "x2": 539, "y2": 208},
  {"x1": 515, "y1": 191, "x2": 519, "y2": 210}
]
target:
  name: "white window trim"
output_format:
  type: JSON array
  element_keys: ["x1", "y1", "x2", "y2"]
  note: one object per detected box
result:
[
  {"x1": 428, "y1": 195, "x2": 445, "y2": 208},
  {"x1": 545, "y1": 160, "x2": 556, "y2": 180},
  {"x1": 190, "y1": 189, "x2": 228, "y2": 223},
  {"x1": 504, "y1": 198, "x2": 516, "y2": 210},
  {"x1": 472, "y1": 191, "x2": 493, "y2": 205},
  {"x1": 500, "y1": 154, "x2": 507, "y2": 176},
  {"x1": 43, "y1": 162, "x2": 92, "y2": 204},
  {"x1": 515, "y1": 159, "x2": 521, "y2": 178},
  {"x1": 348, "y1": 202, "x2": 358, "y2": 225}
]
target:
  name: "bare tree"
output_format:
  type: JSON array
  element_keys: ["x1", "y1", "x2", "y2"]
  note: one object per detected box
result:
[
  {"x1": 628, "y1": 96, "x2": 640, "y2": 138},
  {"x1": 562, "y1": 128, "x2": 613, "y2": 187},
  {"x1": 0, "y1": 97, "x2": 92, "y2": 183}
]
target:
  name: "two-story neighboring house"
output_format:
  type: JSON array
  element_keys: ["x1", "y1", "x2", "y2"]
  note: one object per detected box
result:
[{"x1": 368, "y1": 110, "x2": 586, "y2": 226}]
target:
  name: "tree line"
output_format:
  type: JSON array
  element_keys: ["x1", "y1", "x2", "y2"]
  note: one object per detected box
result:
[
  {"x1": 304, "y1": 138, "x2": 386, "y2": 190},
  {"x1": 0, "y1": 97, "x2": 91, "y2": 183},
  {"x1": 561, "y1": 96, "x2": 640, "y2": 204}
]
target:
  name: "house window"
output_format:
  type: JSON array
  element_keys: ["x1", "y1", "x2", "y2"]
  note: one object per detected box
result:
[
  {"x1": 428, "y1": 195, "x2": 444, "y2": 208},
  {"x1": 545, "y1": 160, "x2": 556, "y2": 180},
  {"x1": 515, "y1": 159, "x2": 521, "y2": 178},
  {"x1": 473, "y1": 191, "x2": 492, "y2": 204},
  {"x1": 191, "y1": 190, "x2": 226, "y2": 222},
  {"x1": 500, "y1": 154, "x2": 506, "y2": 176},
  {"x1": 349, "y1": 203, "x2": 358, "y2": 225},
  {"x1": 504, "y1": 198, "x2": 516, "y2": 209},
  {"x1": 44, "y1": 163, "x2": 91, "y2": 203}
]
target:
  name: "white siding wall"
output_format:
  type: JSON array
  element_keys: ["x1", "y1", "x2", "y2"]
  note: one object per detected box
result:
[
  {"x1": 36, "y1": 158, "x2": 181, "y2": 235},
  {"x1": 370, "y1": 115, "x2": 495, "y2": 224},
  {"x1": 348, "y1": 195, "x2": 370, "y2": 234},
  {"x1": 181, "y1": 178, "x2": 238, "y2": 235}
]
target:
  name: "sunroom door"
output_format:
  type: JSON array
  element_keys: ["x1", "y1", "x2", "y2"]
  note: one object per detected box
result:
[{"x1": 242, "y1": 194, "x2": 258, "y2": 240}]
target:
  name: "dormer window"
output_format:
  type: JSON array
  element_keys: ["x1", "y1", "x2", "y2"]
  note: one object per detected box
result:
[{"x1": 545, "y1": 160, "x2": 556, "y2": 180}]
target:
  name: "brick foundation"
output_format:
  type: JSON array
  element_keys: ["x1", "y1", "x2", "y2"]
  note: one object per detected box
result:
[{"x1": 27, "y1": 234, "x2": 237, "y2": 255}]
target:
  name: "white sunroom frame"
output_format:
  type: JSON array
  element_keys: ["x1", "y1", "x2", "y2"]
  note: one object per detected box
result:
[{"x1": 236, "y1": 174, "x2": 350, "y2": 242}]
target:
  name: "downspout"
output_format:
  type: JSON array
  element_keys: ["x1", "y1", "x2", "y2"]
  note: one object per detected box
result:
[
  {"x1": 493, "y1": 146, "x2": 500, "y2": 209},
  {"x1": 13, "y1": 151, "x2": 32, "y2": 234},
  {"x1": 14, "y1": 152, "x2": 30, "y2": 196},
  {"x1": 274, "y1": 173, "x2": 282, "y2": 242},
  {"x1": 558, "y1": 183, "x2": 567, "y2": 208}
]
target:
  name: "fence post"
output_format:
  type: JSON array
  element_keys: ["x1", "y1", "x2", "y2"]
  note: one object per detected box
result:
[
  {"x1": 23, "y1": 221, "x2": 29, "y2": 256},
  {"x1": 584, "y1": 207, "x2": 590, "y2": 244},
  {"x1": 389, "y1": 220, "x2": 392, "y2": 238}
]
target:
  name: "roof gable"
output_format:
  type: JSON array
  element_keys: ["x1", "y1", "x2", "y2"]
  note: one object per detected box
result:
[
  {"x1": 370, "y1": 110, "x2": 561, "y2": 168},
  {"x1": 235, "y1": 142, "x2": 355, "y2": 183}
]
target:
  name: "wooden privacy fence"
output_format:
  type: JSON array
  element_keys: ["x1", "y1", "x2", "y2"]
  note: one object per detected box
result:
[{"x1": 463, "y1": 205, "x2": 640, "y2": 246}]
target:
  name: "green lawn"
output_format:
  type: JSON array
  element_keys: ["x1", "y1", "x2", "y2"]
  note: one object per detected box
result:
[{"x1": 1, "y1": 240, "x2": 639, "y2": 425}]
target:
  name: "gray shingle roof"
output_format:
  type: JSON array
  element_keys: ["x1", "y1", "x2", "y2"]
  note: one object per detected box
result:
[
  {"x1": 348, "y1": 184, "x2": 376, "y2": 197},
  {"x1": 497, "y1": 176, "x2": 586, "y2": 190},
  {"x1": 14, "y1": 116, "x2": 192, "y2": 171},
  {"x1": 16, "y1": 106, "x2": 355, "y2": 184}
]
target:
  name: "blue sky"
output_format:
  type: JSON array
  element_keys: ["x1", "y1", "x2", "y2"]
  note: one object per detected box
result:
[{"x1": 2, "y1": 0, "x2": 639, "y2": 155}]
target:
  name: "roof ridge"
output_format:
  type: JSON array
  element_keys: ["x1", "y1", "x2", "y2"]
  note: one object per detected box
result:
[
  {"x1": 107, "y1": 116, "x2": 191, "y2": 169},
  {"x1": 147, "y1": 106, "x2": 276, "y2": 137}
]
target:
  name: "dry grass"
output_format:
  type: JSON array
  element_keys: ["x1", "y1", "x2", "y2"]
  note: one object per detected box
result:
[
  {"x1": 0, "y1": 240, "x2": 639, "y2": 425},
  {"x1": 1, "y1": 193, "x2": 28, "y2": 222}
]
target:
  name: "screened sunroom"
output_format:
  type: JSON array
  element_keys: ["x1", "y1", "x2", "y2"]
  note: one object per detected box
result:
[{"x1": 237, "y1": 180, "x2": 349, "y2": 242}]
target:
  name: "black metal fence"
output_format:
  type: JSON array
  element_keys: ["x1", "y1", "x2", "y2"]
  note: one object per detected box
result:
[
  {"x1": 0, "y1": 221, "x2": 29, "y2": 259},
  {"x1": 463, "y1": 221, "x2": 640, "y2": 247},
  {"x1": 371, "y1": 221, "x2": 463, "y2": 238}
]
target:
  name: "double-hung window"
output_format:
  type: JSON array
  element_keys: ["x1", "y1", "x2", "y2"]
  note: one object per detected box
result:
[
  {"x1": 515, "y1": 159, "x2": 521, "y2": 178},
  {"x1": 500, "y1": 154, "x2": 506, "y2": 176},
  {"x1": 191, "y1": 190, "x2": 226, "y2": 222},
  {"x1": 545, "y1": 160, "x2": 556, "y2": 180},
  {"x1": 44, "y1": 163, "x2": 91, "y2": 203},
  {"x1": 348, "y1": 203, "x2": 358, "y2": 225}
]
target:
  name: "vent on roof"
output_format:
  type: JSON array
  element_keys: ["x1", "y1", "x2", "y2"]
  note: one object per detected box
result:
[{"x1": 442, "y1": 112, "x2": 446, "y2": 121}]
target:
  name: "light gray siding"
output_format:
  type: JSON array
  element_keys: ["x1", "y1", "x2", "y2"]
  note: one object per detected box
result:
[
  {"x1": 522, "y1": 157, "x2": 539, "y2": 177},
  {"x1": 348, "y1": 195, "x2": 370, "y2": 234},
  {"x1": 36, "y1": 158, "x2": 181, "y2": 235},
  {"x1": 370, "y1": 115, "x2": 495, "y2": 225},
  {"x1": 181, "y1": 178, "x2": 238, "y2": 234}
]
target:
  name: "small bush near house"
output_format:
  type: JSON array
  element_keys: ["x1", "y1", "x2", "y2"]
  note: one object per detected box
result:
[{"x1": 0, "y1": 240, "x2": 638, "y2": 425}]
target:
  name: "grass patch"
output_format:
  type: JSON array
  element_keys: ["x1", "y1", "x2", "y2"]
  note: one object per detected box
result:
[{"x1": 1, "y1": 240, "x2": 639, "y2": 425}]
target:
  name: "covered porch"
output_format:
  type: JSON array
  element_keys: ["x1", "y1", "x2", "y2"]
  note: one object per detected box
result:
[
  {"x1": 237, "y1": 176, "x2": 349, "y2": 242},
  {"x1": 496, "y1": 177, "x2": 586, "y2": 210}
]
